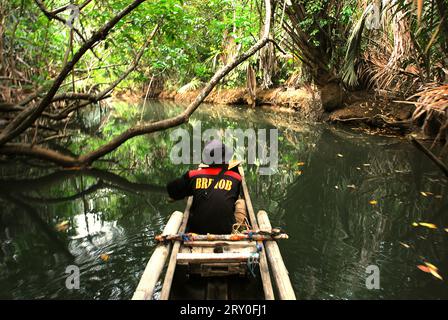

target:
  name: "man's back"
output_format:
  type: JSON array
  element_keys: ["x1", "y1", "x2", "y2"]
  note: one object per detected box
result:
[{"x1": 167, "y1": 165, "x2": 242, "y2": 234}]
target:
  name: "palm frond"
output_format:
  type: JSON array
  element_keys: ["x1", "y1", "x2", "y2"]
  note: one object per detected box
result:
[{"x1": 341, "y1": 4, "x2": 374, "y2": 87}]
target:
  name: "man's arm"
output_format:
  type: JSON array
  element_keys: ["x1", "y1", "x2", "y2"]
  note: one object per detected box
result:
[{"x1": 166, "y1": 172, "x2": 192, "y2": 200}]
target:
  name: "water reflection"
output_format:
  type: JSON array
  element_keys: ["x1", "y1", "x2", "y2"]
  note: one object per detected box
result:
[{"x1": 0, "y1": 101, "x2": 447, "y2": 299}]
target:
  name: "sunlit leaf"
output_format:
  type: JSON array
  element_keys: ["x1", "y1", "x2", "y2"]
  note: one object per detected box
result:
[
  {"x1": 429, "y1": 268, "x2": 443, "y2": 280},
  {"x1": 337, "y1": 153, "x2": 343, "y2": 158},
  {"x1": 55, "y1": 220, "x2": 69, "y2": 232},
  {"x1": 100, "y1": 254, "x2": 110, "y2": 262},
  {"x1": 296, "y1": 162, "x2": 305, "y2": 166},
  {"x1": 444, "y1": 228, "x2": 448, "y2": 233},
  {"x1": 417, "y1": 265, "x2": 431, "y2": 273},
  {"x1": 418, "y1": 262, "x2": 443, "y2": 280},
  {"x1": 412, "y1": 222, "x2": 419, "y2": 227},
  {"x1": 420, "y1": 191, "x2": 428, "y2": 197},
  {"x1": 347, "y1": 184, "x2": 356, "y2": 189},
  {"x1": 424, "y1": 262, "x2": 438, "y2": 271},
  {"x1": 399, "y1": 242, "x2": 410, "y2": 249},
  {"x1": 369, "y1": 200, "x2": 377, "y2": 205},
  {"x1": 419, "y1": 222, "x2": 437, "y2": 229}
]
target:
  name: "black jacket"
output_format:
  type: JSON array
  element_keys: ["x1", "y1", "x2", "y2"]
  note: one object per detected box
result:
[{"x1": 166, "y1": 166, "x2": 242, "y2": 234}]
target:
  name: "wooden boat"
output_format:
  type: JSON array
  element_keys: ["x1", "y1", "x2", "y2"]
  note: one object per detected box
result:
[{"x1": 132, "y1": 165, "x2": 296, "y2": 300}]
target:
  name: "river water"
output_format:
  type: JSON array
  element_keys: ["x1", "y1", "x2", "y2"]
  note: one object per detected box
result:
[{"x1": 0, "y1": 100, "x2": 447, "y2": 299}]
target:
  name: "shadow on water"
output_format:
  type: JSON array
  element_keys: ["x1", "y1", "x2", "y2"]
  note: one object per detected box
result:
[{"x1": 0, "y1": 100, "x2": 447, "y2": 299}]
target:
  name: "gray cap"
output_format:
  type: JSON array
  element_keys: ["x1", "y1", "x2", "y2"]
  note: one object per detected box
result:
[{"x1": 202, "y1": 139, "x2": 233, "y2": 165}]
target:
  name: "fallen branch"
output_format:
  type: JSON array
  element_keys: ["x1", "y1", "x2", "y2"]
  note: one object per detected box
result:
[{"x1": 409, "y1": 135, "x2": 448, "y2": 177}]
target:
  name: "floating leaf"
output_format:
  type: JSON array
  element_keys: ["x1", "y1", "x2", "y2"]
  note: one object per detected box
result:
[
  {"x1": 417, "y1": 265, "x2": 431, "y2": 273},
  {"x1": 399, "y1": 242, "x2": 410, "y2": 249},
  {"x1": 444, "y1": 228, "x2": 448, "y2": 233},
  {"x1": 418, "y1": 262, "x2": 443, "y2": 280},
  {"x1": 424, "y1": 262, "x2": 438, "y2": 271},
  {"x1": 356, "y1": 167, "x2": 361, "y2": 170},
  {"x1": 100, "y1": 254, "x2": 110, "y2": 262},
  {"x1": 363, "y1": 163, "x2": 371, "y2": 167},
  {"x1": 334, "y1": 185, "x2": 339, "y2": 190},
  {"x1": 419, "y1": 222, "x2": 437, "y2": 229},
  {"x1": 347, "y1": 184, "x2": 356, "y2": 189},
  {"x1": 369, "y1": 200, "x2": 378, "y2": 205},
  {"x1": 429, "y1": 268, "x2": 443, "y2": 280},
  {"x1": 412, "y1": 222, "x2": 419, "y2": 227},
  {"x1": 337, "y1": 153, "x2": 344, "y2": 158},
  {"x1": 420, "y1": 191, "x2": 428, "y2": 197},
  {"x1": 296, "y1": 162, "x2": 305, "y2": 166},
  {"x1": 55, "y1": 220, "x2": 69, "y2": 232}
]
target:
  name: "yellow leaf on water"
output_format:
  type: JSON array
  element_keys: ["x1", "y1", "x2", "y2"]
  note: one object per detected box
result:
[
  {"x1": 100, "y1": 254, "x2": 110, "y2": 262},
  {"x1": 418, "y1": 261, "x2": 443, "y2": 280},
  {"x1": 55, "y1": 220, "x2": 69, "y2": 232},
  {"x1": 424, "y1": 262, "x2": 438, "y2": 271},
  {"x1": 412, "y1": 222, "x2": 419, "y2": 227},
  {"x1": 399, "y1": 242, "x2": 410, "y2": 249},
  {"x1": 429, "y1": 268, "x2": 443, "y2": 281},
  {"x1": 369, "y1": 200, "x2": 378, "y2": 205},
  {"x1": 419, "y1": 222, "x2": 437, "y2": 229}
]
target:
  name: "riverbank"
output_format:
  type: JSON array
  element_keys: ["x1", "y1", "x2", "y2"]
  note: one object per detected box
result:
[{"x1": 145, "y1": 86, "x2": 416, "y2": 135}]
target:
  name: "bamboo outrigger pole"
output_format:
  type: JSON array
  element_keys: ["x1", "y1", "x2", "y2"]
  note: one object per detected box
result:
[
  {"x1": 257, "y1": 210, "x2": 296, "y2": 300},
  {"x1": 132, "y1": 210, "x2": 183, "y2": 300},
  {"x1": 238, "y1": 166, "x2": 275, "y2": 300},
  {"x1": 159, "y1": 197, "x2": 192, "y2": 300}
]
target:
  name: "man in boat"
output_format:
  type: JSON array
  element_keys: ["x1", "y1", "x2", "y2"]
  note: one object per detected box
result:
[{"x1": 167, "y1": 140, "x2": 245, "y2": 234}]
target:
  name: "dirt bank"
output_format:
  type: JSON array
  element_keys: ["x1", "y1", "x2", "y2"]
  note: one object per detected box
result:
[
  {"x1": 159, "y1": 86, "x2": 325, "y2": 120},
  {"x1": 155, "y1": 86, "x2": 415, "y2": 134}
]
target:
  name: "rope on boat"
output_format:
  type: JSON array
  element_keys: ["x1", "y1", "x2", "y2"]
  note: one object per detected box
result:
[{"x1": 154, "y1": 229, "x2": 289, "y2": 243}]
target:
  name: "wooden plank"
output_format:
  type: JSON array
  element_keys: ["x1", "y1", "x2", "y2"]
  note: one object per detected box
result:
[
  {"x1": 159, "y1": 197, "x2": 192, "y2": 300},
  {"x1": 257, "y1": 210, "x2": 296, "y2": 300},
  {"x1": 177, "y1": 252, "x2": 258, "y2": 263},
  {"x1": 237, "y1": 167, "x2": 275, "y2": 300},
  {"x1": 132, "y1": 211, "x2": 183, "y2": 300}
]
